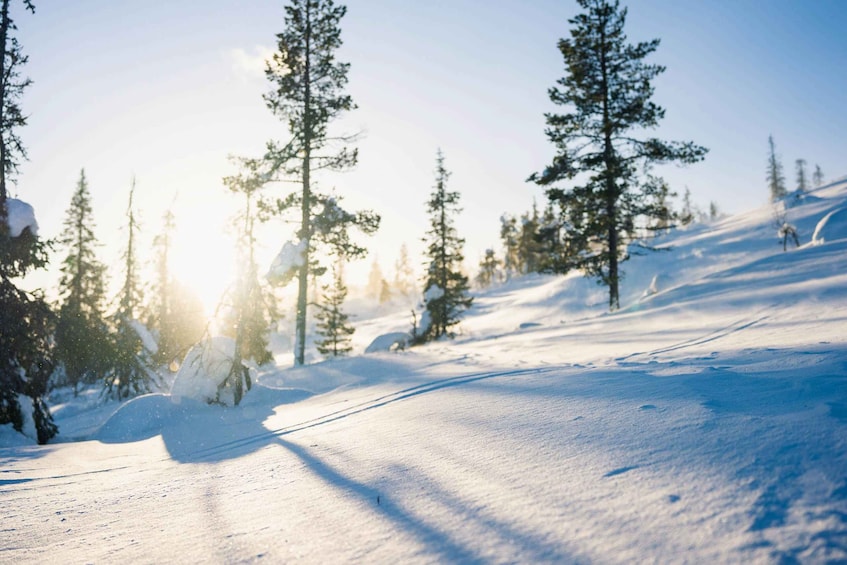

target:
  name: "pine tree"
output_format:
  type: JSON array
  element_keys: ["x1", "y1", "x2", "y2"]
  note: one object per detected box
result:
[
  {"x1": 263, "y1": 0, "x2": 359, "y2": 366},
  {"x1": 105, "y1": 178, "x2": 158, "y2": 400},
  {"x1": 518, "y1": 201, "x2": 542, "y2": 273},
  {"x1": 366, "y1": 256, "x2": 384, "y2": 301},
  {"x1": 499, "y1": 214, "x2": 520, "y2": 278},
  {"x1": 314, "y1": 261, "x2": 353, "y2": 357},
  {"x1": 475, "y1": 249, "x2": 501, "y2": 288},
  {"x1": 420, "y1": 150, "x2": 472, "y2": 341},
  {"x1": 795, "y1": 158, "x2": 808, "y2": 193},
  {"x1": 149, "y1": 207, "x2": 177, "y2": 364},
  {"x1": 529, "y1": 0, "x2": 707, "y2": 310},
  {"x1": 0, "y1": 0, "x2": 57, "y2": 444},
  {"x1": 813, "y1": 164, "x2": 824, "y2": 188},
  {"x1": 393, "y1": 243, "x2": 415, "y2": 299},
  {"x1": 767, "y1": 135, "x2": 787, "y2": 201},
  {"x1": 223, "y1": 163, "x2": 277, "y2": 368},
  {"x1": 54, "y1": 169, "x2": 111, "y2": 393}
]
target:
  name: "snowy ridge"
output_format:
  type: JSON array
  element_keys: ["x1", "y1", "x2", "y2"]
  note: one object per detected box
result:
[{"x1": 2, "y1": 180, "x2": 847, "y2": 563}]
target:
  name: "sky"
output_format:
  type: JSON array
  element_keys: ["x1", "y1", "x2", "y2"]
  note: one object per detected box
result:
[{"x1": 10, "y1": 0, "x2": 847, "y2": 314}]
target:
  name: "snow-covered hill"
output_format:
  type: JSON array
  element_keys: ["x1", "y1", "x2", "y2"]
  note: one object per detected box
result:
[{"x1": 2, "y1": 180, "x2": 847, "y2": 563}]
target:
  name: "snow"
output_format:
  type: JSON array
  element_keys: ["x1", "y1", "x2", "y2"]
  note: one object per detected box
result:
[
  {"x1": 2, "y1": 180, "x2": 847, "y2": 563},
  {"x1": 171, "y1": 336, "x2": 250, "y2": 406},
  {"x1": 4, "y1": 197, "x2": 38, "y2": 237},
  {"x1": 364, "y1": 331, "x2": 410, "y2": 353},
  {"x1": 266, "y1": 239, "x2": 306, "y2": 285}
]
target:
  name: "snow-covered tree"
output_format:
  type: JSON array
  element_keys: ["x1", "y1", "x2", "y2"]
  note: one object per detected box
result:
[
  {"x1": 263, "y1": 0, "x2": 362, "y2": 366},
  {"x1": 419, "y1": 150, "x2": 472, "y2": 341},
  {"x1": 314, "y1": 261, "x2": 353, "y2": 357},
  {"x1": 529, "y1": 0, "x2": 707, "y2": 310},
  {"x1": 105, "y1": 178, "x2": 158, "y2": 400},
  {"x1": 0, "y1": 0, "x2": 57, "y2": 444},
  {"x1": 54, "y1": 169, "x2": 111, "y2": 393},
  {"x1": 767, "y1": 135, "x2": 787, "y2": 201}
]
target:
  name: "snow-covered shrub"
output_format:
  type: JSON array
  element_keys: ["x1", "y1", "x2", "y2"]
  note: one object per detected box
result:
[{"x1": 171, "y1": 337, "x2": 253, "y2": 406}]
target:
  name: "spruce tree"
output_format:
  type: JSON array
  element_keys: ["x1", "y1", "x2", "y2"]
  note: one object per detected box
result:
[
  {"x1": 54, "y1": 169, "x2": 111, "y2": 393},
  {"x1": 795, "y1": 158, "x2": 808, "y2": 193},
  {"x1": 366, "y1": 255, "x2": 384, "y2": 301},
  {"x1": 420, "y1": 150, "x2": 472, "y2": 340},
  {"x1": 499, "y1": 214, "x2": 520, "y2": 278},
  {"x1": 105, "y1": 178, "x2": 157, "y2": 400},
  {"x1": 475, "y1": 249, "x2": 501, "y2": 288},
  {"x1": 0, "y1": 0, "x2": 57, "y2": 444},
  {"x1": 813, "y1": 164, "x2": 824, "y2": 188},
  {"x1": 529, "y1": 0, "x2": 707, "y2": 310},
  {"x1": 518, "y1": 201, "x2": 542, "y2": 274},
  {"x1": 314, "y1": 261, "x2": 353, "y2": 357},
  {"x1": 393, "y1": 243, "x2": 415, "y2": 299},
  {"x1": 223, "y1": 163, "x2": 277, "y2": 369},
  {"x1": 767, "y1": 135, "x2": 787, "y2": 201},
  {"x1": 149, "y1": 207, "x2": 177, "y2": 364},
  {"x1": 263, "y1": 0, "x2": 359, "y2": 366}
]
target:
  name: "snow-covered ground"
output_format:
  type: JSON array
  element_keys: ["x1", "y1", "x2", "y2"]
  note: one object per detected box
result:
[{"x1": 3, "y1": 180, "x2": 847, "y2": 563}]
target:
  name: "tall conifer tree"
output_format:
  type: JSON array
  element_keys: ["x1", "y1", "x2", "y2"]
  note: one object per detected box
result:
[
  {"x1": 314, "y1": 261, "x2": 354, "y2": 357},
  {"x1": 767, "y1": 135, "x2": 787, "y2": 201},
  {"x1": 264, "y1": 0, "x2": 360, "y2": 366},
  {"x1": 812, "y1": 164, "x2": 824, "y2": 188},
  {"x1": 54, "y1": 169, "x2": 110, "y2": 393},
  {"x1": 0, "y1": 0, "x2": 57, "y2": 444},
  {"x1": 106, "y1": 178, "x2": 157, "y2": 400},
  {"x1": 795, "y1": 158, "x2": 808, "y2": 193},
  {"x1": 529, "y1": 0, "x2": 707, "y2": 310},
  {"x1": 420, "y1": 150, "x2": 472, "y2": 340}
]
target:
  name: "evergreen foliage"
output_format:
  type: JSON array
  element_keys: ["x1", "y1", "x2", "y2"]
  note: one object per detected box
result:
[
  {"x1": 795, "y1": 158, "x2": 808, "y2": 193},
  {"x1": 420, "y1": 150, "x2": 472, "y2": 341},
  {"x1": 499, "y1": 214, "x2": 521, "y2": 278},
  {"x1": 263, "y1": 0, "x2": 361, "y2": 366},
  {"x1": 529, "y1": 0, "x2": 707, "y2": 310},
  {"x1": 314, "y1": 261, "x2": 353, "y2": 357},
  {"x1": 223, "y1": 163, "x2": 277, "y2": 368},
  {"x1": 0, "y1": 0, "x2": 57, "y2": 444},
  {"x1": 813, "y1": 164, "x2": 824, "y2": 188},
  {"x1": 105, "y1": 179, "x2": 158, "y2": 400},
  {"x1": 767, "y1": 135, "x2": 787, "y2": 201},
  {"x1": 393, "y1": 243, "x2": 415, "y2": 299},
  {"x1": 54, "y1": 169, "x2": 111, "y2": 392},
  {"x1": 475, "y1": 248, "x2": 501, "y2": 288}
]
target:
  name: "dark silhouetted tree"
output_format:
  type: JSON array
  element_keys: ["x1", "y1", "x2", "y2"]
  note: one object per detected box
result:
[
  {"x1": 105, "y1": 178, "x2": 158, "y2": 400},
  {"x1": 54, "y1": 169, "x2": 111, "y2": 393},
  {"x1": 813, "y1": 164, "x2": 824, "y2": 188},
  {"x1": 529, "y1": 0, "x2": 707, "y2": 310},
  {"x1": 315, "y1": 261, "x2": 353, "y2": 357},
  {"x1": 0, "y1": 0, "x2": 57, "y2": 444},
  {"x1": 767, "y1": 135, "x2": 787, "y2": 201},
  {"x1": 795, "y1": 158, "x2": 808, "y2": 193},
  {"x1": 420, "y1": 150, "x2": 472, "y2": 340}
]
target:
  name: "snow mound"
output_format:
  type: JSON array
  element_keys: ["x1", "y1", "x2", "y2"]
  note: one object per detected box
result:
[
  {"x1": 4, "y1": 198, "x2": 38, "y2": 237},
  {"x1": 812, "y1": 208, "x2": 847, "y2": 245},
  {"x1": 94, "y1": 394, "x2": 174, "y2": 442},
  {"x1": 364, "y1": 332, "x2": 409, "y2": 353}
]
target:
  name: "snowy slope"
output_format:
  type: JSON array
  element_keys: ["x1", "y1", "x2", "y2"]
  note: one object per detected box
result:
[{"x1": 2, "y1": 180, "x2": 847, "y2": 563}]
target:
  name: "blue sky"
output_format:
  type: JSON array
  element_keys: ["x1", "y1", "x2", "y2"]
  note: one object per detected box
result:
[{"x1": 12, "y1": 0, "x2": 847, "y2": 308}]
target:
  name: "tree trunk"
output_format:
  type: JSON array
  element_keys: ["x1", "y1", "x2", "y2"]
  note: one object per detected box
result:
[
  {"x1": 294, "y1": 5, "x2": 313, "y2": 366},
  {"x1": 0, "y1": 0, "x2": 9, "y2": 206}
]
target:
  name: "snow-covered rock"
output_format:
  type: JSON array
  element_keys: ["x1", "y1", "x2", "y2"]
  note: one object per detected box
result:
[{"x1": 4, "y1": 198, "x2": 38, "y2": 237}]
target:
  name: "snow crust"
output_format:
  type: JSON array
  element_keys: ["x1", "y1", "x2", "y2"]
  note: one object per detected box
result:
[{"x1": 3, "y1": 180, "x2": 847, "y2": 563}]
